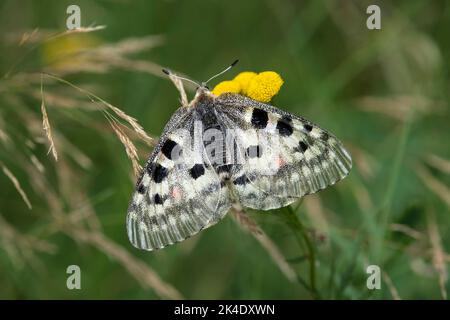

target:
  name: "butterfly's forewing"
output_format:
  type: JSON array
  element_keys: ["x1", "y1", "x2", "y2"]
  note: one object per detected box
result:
[
  {"x1": 215, "y1": 93, "x2": 352, "y2": 210},
  {"x1": 126, "y1": 107, "x2": 231, "y2": 251}
]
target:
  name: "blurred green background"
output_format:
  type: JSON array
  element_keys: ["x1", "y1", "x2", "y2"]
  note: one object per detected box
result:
[{"x1": 1, "y1": 0, "x2": 449, "y2": 299}]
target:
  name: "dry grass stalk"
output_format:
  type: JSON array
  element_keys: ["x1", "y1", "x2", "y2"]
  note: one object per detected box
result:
[
  {"x1": 416, "y1": 164, "x2": 450, "y2": 208},
  {"x1": 30, "y1": 154, "x2": 45, "y2": 173},
  {"x1": 383, "y1": 272, "x2": 401, "y2": 300},
  {"x1": 43, "y1": 34, "x2": 164, "y2": 77},
  {"x1": 427, "y1": 211, "x2": 448, "y2": 300},
  {"x1": 46, "y1": 25, "x2": 107, "y2": 44},
  {"x1": 65, "y1": 193, "x2": 101, "y2": 231},
  {"x1": 304, "y1": 195, "x2": 329, "y2": 235},
  {"x1": 92, "y1": 35, "x2": 164, "y2": 56},
  {"x1": 352, "y1": 183, "x2": 374, "y2": 213},
  {"x1": 31, "y1": 89, "x2": 96, "y2": 110},
  {"x1": 231, "y1": 204, "x2": 262, "y2": 236},
  {"x1": 55, "y1": 157, "x2": 101, "y2": 231},
  {"x1": 84, "y1": 36, "x2": 164, "y2": 76},
  {"x1": 107, "y1": 117, "x2": 142, "y2": 177},
  {"x1": 104, "y1": 102, "x2": 154, "y2": 146},
  {"x1": 4, "y1": 26, "x2": 107, "y2": 78},
  {"x1": 0, "y1": 124, "x2": 10, "y2": 145},
  {"x1": 426, "y1": 154, "x2": 450, "y2": 175},
  {"x1": 167, "y1": 73, "x2": 188, "y2": 106},
  {"x1": 0, "y1": 215, "x2": 56, "y2": 254},
  {"x1": 390, "y1": 223, "x2": 423, "y2": 240},
  {"x1": 37, "y1": 73, "x2": 153, "y2": 176},
  {"x1": 2, "y1": 28, "x2": 50, "y2": 45},
  {"x1": 66, "y1": 25, "x2": 106, "y2": 34},
  {"x1": 109, "y1": 58, "x2": 165, "y2": 78},
  {"x1": 347, "y1": 144, "x2": 378, "y2": 180},
  {"x1": 40, "y1": 78, "x2": 58, "y2": 161},
  {"x1": 42, "y1": 73, "x2": 154, "y2": 146},
  {"x1": 67, "y1": 227, "x2": 183, "y2": 299},
  {"x1": 410, "y1": 258, "x2": 435, "y2": 278},
  {"x1": 56, "y1": 133, "x2": 93, "y2": 169},
  {"x1": 357, "y1": 95, "x2": 443, "y2": 121},
  {"x1": 19, "y1": 28, "x2": 39, "y2": 46},
  {"x1": 7, "y1": 26, "x2": 104, "y2": 47},
  {"x1": 0, "y1": 214, "x2": 57, "y2": 270},
  {"x1": 231, "y1": 205, "x2": 296, "y2": 282},
  {"x1": 1, "y1": 163, "x2": 32, "y2": 209}
]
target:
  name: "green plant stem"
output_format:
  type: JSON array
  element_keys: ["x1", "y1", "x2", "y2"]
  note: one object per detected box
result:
[
  {"x1": 280, "y1": 207, "x2": 321, "y2": 299},
  {"x1": 375, "y1": 112, "x2": 414, "y2": 260}
]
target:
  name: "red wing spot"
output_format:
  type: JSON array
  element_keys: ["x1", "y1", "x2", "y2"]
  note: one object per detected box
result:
[
  {"x1": 171, "y1": 186, "x2": 182, "y2": 200},
  {"x1": 276, "y1": 156, "x2": 286, "y2": 168}
]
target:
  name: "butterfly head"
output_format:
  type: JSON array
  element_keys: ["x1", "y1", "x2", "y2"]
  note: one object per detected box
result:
[
  {"x1": 163, "y1": 60, "x2": 239, "y2": 106},
  {"x1": 190, "y1": 85, "x2": 215, "y2": 107}
]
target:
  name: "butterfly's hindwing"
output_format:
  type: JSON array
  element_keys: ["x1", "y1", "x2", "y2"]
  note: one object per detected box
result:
[{"x1": 215, "y1": 93, "x2": 352, "y2": 210}]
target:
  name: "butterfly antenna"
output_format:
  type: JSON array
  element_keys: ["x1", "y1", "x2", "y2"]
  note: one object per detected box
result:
[
  {"x1": 203, "y1": 59, "x2": 239, "y2": 86},
  {"x1": 162, "y1": 68, "x2": 201, "y2": 87}
]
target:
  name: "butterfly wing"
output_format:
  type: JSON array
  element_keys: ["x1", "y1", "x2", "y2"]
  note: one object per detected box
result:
[
  {"x1": 215, "y1": 93, "x2": 352, "y2": 210},
  {"x1": 126, "y1": 107, "x2": 231, "y2": 251},
  {"x1": 127, "y1": 91, "x2": 351, "y2": 250}
]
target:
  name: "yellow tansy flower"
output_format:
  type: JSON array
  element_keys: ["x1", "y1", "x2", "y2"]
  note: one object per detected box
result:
[
  {"x1": 246, "y1": 71, "x2": 284, "y2": 103},
  {"x1": 211, "y1": 70, "x2": 283, "y2": 103},
  {"x1": 212, "y1": 80, "x2": 241, "y2": 96},
  {"x1": 233, "y1": 71, "x2": 257, "y2": 95}
]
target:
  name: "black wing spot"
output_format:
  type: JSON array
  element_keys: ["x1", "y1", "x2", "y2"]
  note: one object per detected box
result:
[
  {"x1": 233, "y1": 174, "x2": 249, "y2": 186},
  {"x1": 251, "y1": 108, "x2": 269, "y2": 129},
  {"x1": 161, "y1": 139, "x2": 180, "y2": 160},
  {"x1": 151, "y1": 163, "x2": 168, "y2": 183},
  {"x1": 304, "y1": 124, "x2": 313, "y2": 133},
  {"x1": 246, "y1": 145, "x2": 262, "y2": 158},
  {"x1": 137, "y1": 183, "x2": 146, "y2": 194},
  {"x1": 189, "y1": 163, "x2": 205, "y2": 179},
  {"x1": 299, "y1": 141, "x2": 308, "y2": 152},
  {"x1": 154, "y1": 193, "x2": 164, "y2": 205},
  {"x1": 321, "y1": 131, "x2": 329, "y2": 141},
  {"x1": 276, "y1": 116, "x2": 293, "y2": 136}
]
